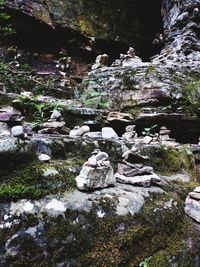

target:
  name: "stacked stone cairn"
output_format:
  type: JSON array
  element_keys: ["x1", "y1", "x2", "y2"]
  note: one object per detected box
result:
[
  {"x1": 114, "y1": 147, "x2": 161, "y2": 187},
  {"x1": 38, "y1": 109, "x2": 68, "y2": 134},
  {"x1": 75, "y1": 149, "x2": 116, "y2": 191},
  {"x1": 111, "y1": 47, "x2": 143, "y2": 67},
  {"x1": 158, "y1": 126, "x2": 177, "y2": 146},
  {"x1": 122, "y1": 125, "x2": 138, "y2": 142}
]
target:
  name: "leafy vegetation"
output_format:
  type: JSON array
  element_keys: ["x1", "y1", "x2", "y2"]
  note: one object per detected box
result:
[
  {"x1": 83, "y1": 90, "x2": 110, "y2": 109},
  {"x1": 182, "y1": 79, "x2": 200, "y2": 116}
]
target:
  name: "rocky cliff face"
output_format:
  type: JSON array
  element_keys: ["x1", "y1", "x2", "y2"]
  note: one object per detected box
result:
[{"x1": 0, "y1": 0, "x2": 200, "y2": 266}]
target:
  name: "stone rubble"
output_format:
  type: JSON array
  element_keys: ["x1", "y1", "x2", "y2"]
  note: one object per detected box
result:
[{"x1": 115, "y1": 146, "x2": 161, "y2": 187}]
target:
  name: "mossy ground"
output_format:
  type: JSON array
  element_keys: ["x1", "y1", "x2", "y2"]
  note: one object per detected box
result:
[
  {"x1": 140, "y1": 145, "x2": 194, "y2": 176},
  {"x1": 2, "y1": 189, "x2": 199, "y2": 267},
  {"x1": 0, "y1": 157, "x2": 84, "y2": 202}
]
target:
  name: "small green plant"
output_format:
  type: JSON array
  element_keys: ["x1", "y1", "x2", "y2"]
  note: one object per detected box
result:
[
  {"x1": 139, "y1": 256, "x2": 152, "y2": 267},
  {"x1": 182, "y1": 79, "x2": 200, "y2": 116},
  {"x1": 142, "y1": 125, "x2": 158, "y2": 137},
  {"x1": 83, "y1": 90, "x2": 109, "y2": 109},
  {"x1": 0, "y1": 0, "x2": 15, "y2": 35}
]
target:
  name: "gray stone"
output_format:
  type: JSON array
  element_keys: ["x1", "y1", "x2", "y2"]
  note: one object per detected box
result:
[
  {"x1": 194, "y1": 187, "x2": 200, "y2": 193},
  {"x1": 11, "y1": 126, "x2": 24, "y2": 137},
  {"x1": 75, "y1": 165, "x2": 115, "y2": 191},
  {"x1": 185, "y1": 197, "x2": 200, "y2": 223},
  {"x1": 188, "y1": 192, "x2": 200, "y2": 201},
  {"x1": 115, "y1": 172, "x2": 161, "y2": 187},
  {"x1": 102, "y1": 127, "x2": 118, "y2": 139},
  {"x1": 50, "y1": 110, "x2": 62, "y2": 120},
  {"x1": 118, "y1": 163, "x2": 153, "y2": 177},
  {"x1": 41, "y1": 121, "x2": 65, "y2": 129},
  {"x1": 84, "y1": 131, "x2": 102, "y2": 139}
]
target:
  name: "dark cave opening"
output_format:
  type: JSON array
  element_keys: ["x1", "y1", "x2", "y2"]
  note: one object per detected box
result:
[
  {"x1": 105, "y1": 117, "x2": 200, "y2": 145},
  {"x1": 3, "y1": 0, "x2": 163, "y2": 62}
]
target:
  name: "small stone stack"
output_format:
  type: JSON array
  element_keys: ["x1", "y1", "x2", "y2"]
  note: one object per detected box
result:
[
  {"x1": 122, "y1": 125, "x2": 137, "y2": 142},
  {"x1": 159, "y1": 126, "x2": 171, "y2": 142},
  {"x1": 111, "y1": 47, "x2": 143, "y2": 68},
  {"x1": 114, "y1": 147, "x2": 161, "y2": 187},
  {"x1": 158, "y1": 126, "x2": 177, "y2": 146},
  {"x1": 39, "y1": 109, "x2": 69, "y2": 134},
  {"x1": 0, "y1": 106, "x2": 25, "y2": 138},
  {"x1": 185, "y1": 187, "x2": 200, "y2": 223},
  {"x1": 75, "y1": 149, "x2": 115, "y2": 191}
]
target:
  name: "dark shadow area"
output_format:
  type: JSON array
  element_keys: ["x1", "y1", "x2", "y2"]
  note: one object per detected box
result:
[{"x1": 3, "y1": 0, "x2": 163, "y2": 62}]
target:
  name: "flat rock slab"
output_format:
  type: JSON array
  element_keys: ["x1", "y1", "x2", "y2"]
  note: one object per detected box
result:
[
  {"x1": 185, "y1": 197, "x2": 200, "y2": 223},
  {"x1": 115, "y1": 172, "x2": 161, "y2": 187}
]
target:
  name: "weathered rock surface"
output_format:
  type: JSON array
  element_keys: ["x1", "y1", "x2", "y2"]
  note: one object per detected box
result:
[{"x1": 75, "y1": 150, "x2": 115, "y2": 191}]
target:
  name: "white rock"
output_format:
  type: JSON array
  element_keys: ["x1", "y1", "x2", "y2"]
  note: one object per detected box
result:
[
  {"x1": 50, "y1": 110, "x2": 62, "y2": 120},
  {"x1": 46, "y1": 199, "x2": 66, "y2": 212},
  {"x1": 102, "y1": 127, "x2": 118, "y2": 139},
  {"x1": 194, "y1": 187, "x2": 200, "y2": 193},
  {"x1": 77, "y1": 126, "x2": 90, "y2": 136},
  {"x1": 75, "y1": 165, "x2": 115, "y2": 191},
  {"x1": 87, "y1": 155, "x2": 97, "y2": 167},
  {"x1": 11, "y1": 126, "x2": 24, "y2": 137},
  {"x1": 43, "y1": 168, "x2": 59, "y2": 177},
  {"x1": 142, "y1": 136, "x2": 153, "y2": 144},
  {"x1": 23, "y1": 201, "x2": 34, "y2": 212},
  {"x1": 69, "y1": 126, "x2": 90, "y2": 137},
  {"x1": 38, "y1": 153, "x2": 51, "y2": 162},
  {"x1": 0, "y1": 130, "x2": 10, "y2": 136}
]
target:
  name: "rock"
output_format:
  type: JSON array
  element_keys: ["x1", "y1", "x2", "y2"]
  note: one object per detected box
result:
[
  {"x1": 75, "y1": 165, "x2": 115, "y2": 191},
  {"x1": 69, "y1": 126, "x2": 90, "y2": 137},
  {"x1": 84, "y1": 131, "x2": 103, "y2": 139},
  {"x1": 0, "y1": 130, "x2": 11, "y2": 136},
  {"x1": 95, "y1": 54, "x2": 109, "y2": 65},
  {"x1": 43, "y1": 168, "x2": 59, "y2": 177},
  {"x1": 126, "y1": 125, "x2": 136, "y2": 132},
  {"x1": 122, "y1": 149, "x2": 148, "y2": 164},
  {"x1": 75, "y1": 150, "x2": 115, "y2": 191},
  {"x1": 107, "y1": 112, "x2": 134, "y2": 123},
  {"x1": 20, "y1": 91, "x2": 33, "y2": 98},
  {"x1": 0, "y1": 106, "x2": 23, "y2": 122},
  {"x1": 194, "y1": 187, "x2": 200, "y2": 193},
  {"x1": 40, "y1": 121, "x2": 65, "y2": 129},
  {"x1": 38, "y1": 153, "x2": 51, "y2": 162},
  {"x1": 118, "y1": 163, "x2": 153, "y2": 177},
  {"x1": 142, "y1": 136, "x2": 153, "y2": 144},
  {"x1": 102, "y1": 127, "x2": 118, "y2": 139},
  {"x1": 11, "y1": 126, "x2": 24, "y2": 138},
  {"x1": 185, "y1": 197, "x2": 200, "y2": 223},
  {"x1": 50, "y1": 110, "x2": 62, "y2": 120},
  {"x1": 115, "y1": 172, "x2": 161, "y2": 187},
  {"x1": 188, "y1": 192, "x2": 200, "y2": 201}
]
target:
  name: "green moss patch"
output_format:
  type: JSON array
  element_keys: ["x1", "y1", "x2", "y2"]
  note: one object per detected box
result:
[
  {"x1": 140, "y1": 145, "x2": 194, "y2": 176},
  {"x1": 0, "y1": 158, "x2": 84, "y2": 202}
]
